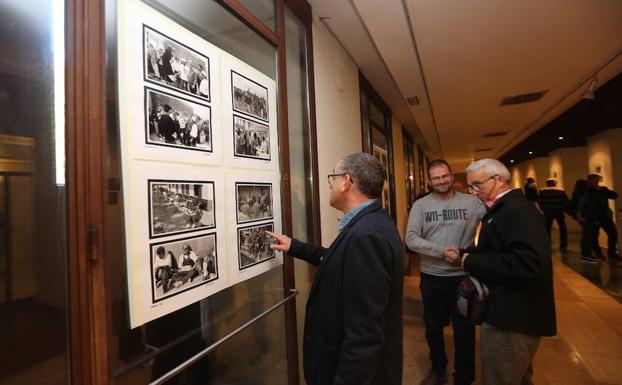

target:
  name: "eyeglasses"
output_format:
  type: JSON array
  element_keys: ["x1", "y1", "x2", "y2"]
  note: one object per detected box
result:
[
  {"x1": 327, "y1": 173, "x2": 350, "y2": 184},
  {"x1": 430, "y1": 174, "x2": 452, "y2": 183},
  {"x1": 467, "y1": 175, "x2": 498, "y2": 192}
]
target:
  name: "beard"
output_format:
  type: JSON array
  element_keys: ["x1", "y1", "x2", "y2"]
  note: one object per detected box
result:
[{"x1": 432, "y1": 183, "x2": 452, "y2": 195}]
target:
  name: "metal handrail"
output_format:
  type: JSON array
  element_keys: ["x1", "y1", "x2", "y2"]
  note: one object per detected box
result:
[{"x1": 149, "y1": 288, "x2": 298, "y2": 385}]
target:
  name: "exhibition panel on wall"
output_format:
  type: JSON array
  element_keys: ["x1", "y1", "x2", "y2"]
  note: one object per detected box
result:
[{"x1": 117, "y1": 0, "x2": 282, "y2": 328}]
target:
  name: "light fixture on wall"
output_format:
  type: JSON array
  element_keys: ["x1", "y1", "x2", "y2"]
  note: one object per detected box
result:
[{"x1": 582, "y1": 77, "x2": 597, "y2": 100}]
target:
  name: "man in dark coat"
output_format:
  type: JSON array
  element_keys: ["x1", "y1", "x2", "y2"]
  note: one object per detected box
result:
[
  {"x1": 523, "y1": 177, "x2": 539, "y2": 202},
  {"x1": 538, "y1": 178, "x2": 570, "y2": 252},
  {"x1": 458, "y1": 159, "x2": 556, "y2": 385},
  {"x1": 577, "y1": 174, "x2": 620, "y2": 262},
  {"x1": 268, "y1": 153, "x2": 403, "y2": 385}
]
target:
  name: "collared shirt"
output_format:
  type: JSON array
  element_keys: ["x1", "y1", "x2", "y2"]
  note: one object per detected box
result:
[
  {"x1": 485, "y1": 188, "x2": 514, "y2": 208},
  {"x1": 338, "y1": 199, "x2": 377, "y2": 232}
]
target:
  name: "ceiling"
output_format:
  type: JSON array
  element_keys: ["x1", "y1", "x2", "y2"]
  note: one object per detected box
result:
[{"x1": 306, "y1": 0, "x2": 622, "y2": 171}]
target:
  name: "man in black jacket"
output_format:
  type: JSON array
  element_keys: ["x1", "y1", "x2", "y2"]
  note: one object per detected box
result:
[
  {"x1": 461, "y1": 159, "x2": 556, "y2": 385},
  {"x1": 577, "y1": 174, "x2": 620, "y2": 262},
  {"x1": 268, "y1": 153, "x2": 403, "y2": 385},
  {"x1": 538, "y1": 178, "x2": 570, "y2": 252}
]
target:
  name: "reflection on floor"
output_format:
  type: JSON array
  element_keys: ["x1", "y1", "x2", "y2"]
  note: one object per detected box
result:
[{"x1": 403, "y1": 235, "x2": 622, "y2": 385}]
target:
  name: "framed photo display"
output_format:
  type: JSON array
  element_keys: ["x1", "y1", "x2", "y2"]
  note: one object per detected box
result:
[
  {"x1": 144, "y1": 25, "x2": 211, "y2": 102},
  {"x1": 118, "y1": 0, "x2": 281, "y2": 328},
  {"x1": 235, "y1": 182, "x2": 273, "y2": 224},
  {"x1": 237, "y1": 222, "x2": 275, "y2": 270},
  {"x1": 148, "y1": 179, "x2": 216, "y2": 239},
  {"x1": 233, "y1": 115, "x2": 270, "y2": 160},
  {"x1": 150, "y1": 233, "x2": 218, "y2": 303},
  {"x1": 231, "y1": 70, "x2": 268, "y2": 122},
  {"x1": 145, "y1": 87, "x2": 213, "y2": 153}
]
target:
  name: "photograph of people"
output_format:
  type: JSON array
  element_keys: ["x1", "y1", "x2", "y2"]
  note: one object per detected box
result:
[
  {"x1": 150, "y1": 181, "x2": 215, "y2": 238},
  {"x1": 238, "y1": 223, "x2": 275, "y2": 269},
  {"x1": 231, "y1": 70, "x2": 268, "y2": 122},
  {"x1": 151, "y1": 234, "x2": 218, "y2": 302},
  {"x1": 146, "y1": 88, "x2": 212, "y2": 152},
  {"x1": 236, "y1": 183, "x2": 273, "y2": 224},
  {"x1": 144, "y1": 26, "x2": 210, "y2": 100},
  {"x1": 233, "y1": 115, "x2": 270, "y2": 160}
]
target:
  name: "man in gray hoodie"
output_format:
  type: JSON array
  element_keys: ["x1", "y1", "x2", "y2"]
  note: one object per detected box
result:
[{"x1": 406, "y1": 159, "x2": 486, "y2": 385}]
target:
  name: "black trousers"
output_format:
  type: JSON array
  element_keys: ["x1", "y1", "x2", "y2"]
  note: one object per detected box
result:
[
  {"x1": 420, "y1": 273, "x2": 475, "y2": 385},
  {"x1": 581, "y1": 217, "x2": 619, "y2": 257},
  {"x1": 544, "y1": 211, "x2": 567, "y2": 248}
]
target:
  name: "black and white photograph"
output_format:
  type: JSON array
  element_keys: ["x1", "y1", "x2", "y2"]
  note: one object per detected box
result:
[
  {"x1": 149, "y1": 180, "x2": 215, "y2": 238},
  {"x1": 237, "y1": 223, "x2": 275, "y2": 270},
  {"x1": 233, "y1": 115, "x2": 270, "y2": 160},
  {"x1": 144, "y1": 25, "x2": 211, "y2": 101},
  {"x1": 145, "y1": 87, "x2": 213, "y2": 152},
  {"x1": 231, "y1": 70, "x2": 269, "y2": 122},
  {"x1": 235, "y1": 183, "x2": 273, "y2": 224},
  {"x1": 150, "y1": 233, "x2": 218, "y2": 303}
]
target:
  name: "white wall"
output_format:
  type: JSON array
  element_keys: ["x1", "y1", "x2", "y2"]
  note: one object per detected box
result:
[{"x1": 312, "y1": 14, "x2": 363, "y2": 245}]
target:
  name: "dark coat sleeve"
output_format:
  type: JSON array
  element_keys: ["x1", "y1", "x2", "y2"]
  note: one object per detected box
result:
[
  {"x1": 464, "y1": 206, "x2": 546, "y2": 286},
  {"x1": 288, "y1": 238, "x2": 328, "y2": 267},
  {"x1": 333, "y1": 232, "x2": 394, "y2": 385}
]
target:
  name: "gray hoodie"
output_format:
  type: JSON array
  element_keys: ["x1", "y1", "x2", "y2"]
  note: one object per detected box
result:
[{"x1": 406, "y1": 191, "x2": 486, "y2": 276}]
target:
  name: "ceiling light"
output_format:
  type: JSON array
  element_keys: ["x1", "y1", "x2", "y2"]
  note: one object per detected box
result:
[
  {"x1": 582, "y1": 77, "x2": 597, "y2": 100},
  {"x1": 406, "y1": 96, "x2": 420, "y2": 106},
  {"x1": 510, "y1": 160, "x2": 515, "y2": 163},
  {"x1": 528, "y1": 151, "x2": 533, "y2": 155},
  {"x1": 558, "y1": 136, "x2": 564, "y2": 140}
]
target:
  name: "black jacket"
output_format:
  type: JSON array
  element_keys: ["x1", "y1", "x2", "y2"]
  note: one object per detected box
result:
[
  {"x1": 289, "y1": 200, "x2": 403, "y2": 385},
  {"x1": 464, "y1": 189, "x2": 557, "y2": 337},
  {"x1": 538, "y1": 187, "x2": 569, "y2": 214},
  {"x1": 577, "y1": 186, "x2": 618, "y2": 221}
]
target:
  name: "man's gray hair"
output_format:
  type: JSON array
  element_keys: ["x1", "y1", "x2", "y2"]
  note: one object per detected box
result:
[
  {"x1": 339, "y1": 153, "x2": 385, "y2": 198},
  {"x1": 466, "y1": 158, "x2": 511, "y2": 182}
]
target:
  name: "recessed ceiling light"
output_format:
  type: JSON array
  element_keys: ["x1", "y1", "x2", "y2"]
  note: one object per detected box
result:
[
  {"x1": 406, "y1": 96, "x2": 420, "y2": 106},
  {"x1": 528, "y1": 151, "x2": 533, "y2": 155},
  {"x1": 510, "y1": 160, "x2": 515, "y2": 163},
  {"x1": 558, "y1": 136, "x2": 564, "y2": 140}
]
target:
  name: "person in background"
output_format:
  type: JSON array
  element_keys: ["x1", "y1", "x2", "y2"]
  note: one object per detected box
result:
[
  {"x1": 406, "y1": 159, "x2": 485, "y2": 385},
  {"x1": 267, "y1": 153, "x2": 403, "y2": 385},
  {"x1": 523, "y1": 177, "x2": 539, "y2": 202},
  {"x1": 577, "y1": 174, "x2": 620, "y2": 264},
  {"x1": 538, "y1": 178, "x2": 569, "y2": 252}
]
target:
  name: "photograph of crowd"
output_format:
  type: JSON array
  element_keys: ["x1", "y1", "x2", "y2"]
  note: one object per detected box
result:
[
  {"x1": 233, "y1": 115, "x2": 270, "y2": 160},
  {"x1": 150, "y1": 233, "x2": 218, "y2": 302},
  {"x1": 236, "y1": 183, "x2": 273, "y2": 224},
  {"x1": 149, "y1": 180, "x2": 215, "y2": 238},
  {"x1": 237, "y1": 223, "x2": 275, "y2": 270},
  {"x1": 146, "y1": 88, "x2": 212, "y2": 152},
  {"x1": 144, "y1": 25, "x2": 211, "y2": 101},
  {"x1": 231, "y1": 70, "x2": 268, "y2": 122}
]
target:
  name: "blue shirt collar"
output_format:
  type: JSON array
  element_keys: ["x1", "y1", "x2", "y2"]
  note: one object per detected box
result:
[{"x1": 338, "y1": 199, "x2": 377, "y2": 232}]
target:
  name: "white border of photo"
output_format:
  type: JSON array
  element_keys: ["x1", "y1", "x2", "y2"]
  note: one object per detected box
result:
[
  {"x1": 118, "y1": 0, "x2": 222, "y2": 166},
  {"x1": 123, "y1": 160, "x2": 228, "y2": 328},
  {"x1": 221, "y1": 56, "x2": 279, "y2": 171},
  {"x1": 225, "y1": 171, "x2": 283, "y2": 285}
]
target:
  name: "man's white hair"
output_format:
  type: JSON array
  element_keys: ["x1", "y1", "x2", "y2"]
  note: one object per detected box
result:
[{"x1": 466, "y1": 158, "x2": 511, "y2": 182}]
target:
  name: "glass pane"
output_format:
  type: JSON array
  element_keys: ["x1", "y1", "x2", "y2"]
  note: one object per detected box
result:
[
  {"x1": 237, "y1": 0, "x2": 276, "y2": 32},
  {"x1": 146, "y1": 0, "x2": 276, "y2": 79},
  {"x1": 106, "y1": 1, "x2": 286, "y2": 384},
  {"x1": 0, "y1": 0, "x2": 69, "y2": 383},
  {"x1": 372, "y1": 126, "x2": 392, "y2": 215},
  {"x1": 284, "y1": 6, "x2": 316, "y2": 384}
]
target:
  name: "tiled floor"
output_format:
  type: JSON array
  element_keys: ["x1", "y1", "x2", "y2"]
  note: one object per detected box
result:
[{"x1": 403, "y1": 236, "x2": 622, "y2": 385}]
